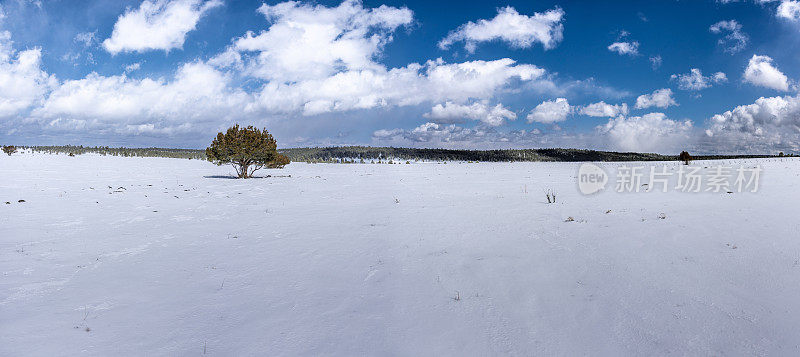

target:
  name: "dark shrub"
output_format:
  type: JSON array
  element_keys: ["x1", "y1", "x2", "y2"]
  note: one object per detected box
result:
[
  {"x1": 679, "y1": 151, "x2": 692, "y2": 165},
  {"x1": 2, "y1": 146, "x2": 15, "y2": 156}
]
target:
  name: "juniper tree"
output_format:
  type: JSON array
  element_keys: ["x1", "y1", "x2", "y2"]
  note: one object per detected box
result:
[
  {"x1": 679, "y1": 151, "x2": 692, "y2": 165},
  {"x1": 205, "y1": 125, "x2": 289, "y2": 178}
]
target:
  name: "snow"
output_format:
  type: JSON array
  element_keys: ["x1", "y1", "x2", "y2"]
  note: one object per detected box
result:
[{"x1": 2, "y1": 153, "x2": 800, "y2": 355}]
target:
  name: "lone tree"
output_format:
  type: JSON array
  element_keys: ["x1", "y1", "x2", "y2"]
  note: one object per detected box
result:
[
  {"x1": 205, "y1": 125, "x2": 290, "y2": 178},
  {"x1": 2, "y1": 145, "x2": 15, "y2": 156},
  {"x1": 679, "y1": 151, "x2": 692, "y2": 165}
]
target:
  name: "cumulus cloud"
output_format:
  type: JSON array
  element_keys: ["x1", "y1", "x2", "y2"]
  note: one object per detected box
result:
[
  {"x1": 102, "y1": 0, "x2": 223, "y2": 54},
  {"x1": 526, "y1": 98, "x2": 570, "y2": 123},
  {"x1": 598, "y1": 113, "x2": 693, "y2": 153},
  {"x1": 33, "y1": 62, "x2": 250, "y2": 135},
  {"x1": 634, "y1": 88, "x2": 677, "y2": 109},
  {"x1": 0, "y1": 31, "x2": 57, "y2": 119},
  {"x1": 777, "y1": 0, "x2": 800, "y2": 21},
  {"x1": 607, "y1": 41, "x2": 639, "y2": 56},
  {"x1": 438, "y1": 6, "x2": 565, "y2": 53},
  {"x1": 424, "y1": 101, "x2": 516, "y2": 126},
  {"x1": 709, "y1": 20, "x2": 748, "y2": 54},
  {"x1": 579, "y1": 101, "x2": 628, "y2": 117},
  {"x1": 743, "y1": 54, "x2": 789, "y2": 91},
  {"x1": 705, "y1": 94, "x2": 800, "y2": 152},
  {"x1": 218, "y1": 0, "x2": 413, "y2": 82},
  {"x1": 251, "y1": 58, "x2": 545, "y2": 116},
  {"x1": 670, "y1": 68, "x2": 727, "y2": 91}
]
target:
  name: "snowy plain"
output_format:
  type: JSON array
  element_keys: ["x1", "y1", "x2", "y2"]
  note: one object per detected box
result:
[{"x1": 2, "y1": 153, "x2": 800, "y2": 356}]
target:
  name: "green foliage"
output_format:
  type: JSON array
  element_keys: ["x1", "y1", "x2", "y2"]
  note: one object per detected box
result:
[
  {"x1": 205, "y1": 124, "x2": 289, "y2": 178},
  {"x1": 2, "y1": 145, "x2": 15, "y2": 156},
  {"x1": 268, "y1": 153, "x2": 291, "y2": 169}
]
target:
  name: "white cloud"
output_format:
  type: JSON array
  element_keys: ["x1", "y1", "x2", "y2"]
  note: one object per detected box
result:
[
  {"x1": 124, "y1": 62, "x2": 142, "y2": 73},
  {"x1": 607, "y1": 41, "x2": 639, "y2": 56},
  {"x1": 373, "y1": 122, "x2": 488, "y2": 143},
  {"x1": 251, "y1": 58, "x2": 545, "y2": 116},
  {"x1": 579, "y1": 101, "x2": 628, "y2": 117},
  {"x1": 649, "y1": 55, "x2": 662, "y2": 70},
  {"x1": 0, "y1": 31, "x2": 57, "y2": 119},
  {"x1": 424, "y1": 101, "x2": 516, "y2": 126},
  {"x1": 372, "y1": 128, "x2": 404, "y2": 139},
  {"x1": 712, "y1": 72, "x2": 729, "y2": 81},
  {"x1": 705, "y1": 94, "x2": 800, "y2": 152},
  {"x1": 670, "y1": 68, "x2": 727, "y2": 91},
  {"x1": 74, "y1": 31, "x2": 97, "y2": 47},
  {"x1": 709, "y1": 20, "x2": 748, "y2": 54},
  {"x1": 102, "y1": 0, "x2": 223, "y2": 54},
  {"x1": 526, "y1": 98, "x2": 570, "y2": 123},
  {"x1": 373, "y1": 111, "x2": 693, "y2": 153},
  {"x1": 634, "y1": 88, "x2": 677, "y2": 109},
  {"x1": 720, "y1": 0, "x2": 800, "y2": 24},
  {"x1": 371, "y1": 122, "x2": 549, "y2": 147},
  {"x1": 598, "y1": 113, "x2": 693, "y2": 153},
  {"x1": 408, "y1": 122, "x2": 481, "y2": 142},
  {"x1": 743, "y1": 54, "x2": 789, "y2": 91},
  {"x1": 33, "y1": 62, "x2": 250, "y2": 135},
  {"x1": 717, "y1": 0, "x2": 780, "y2": 4},
  {"x1": 777, "y1": 0, "x2": 800, "y2": 21},
  {"x1": 220, "y1": 0, "x2": 413, "y2": 82},
  {"x1": 438, "y1": 6, "x2": 565, "y2": 53}
]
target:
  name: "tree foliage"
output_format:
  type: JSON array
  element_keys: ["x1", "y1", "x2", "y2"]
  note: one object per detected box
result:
[
  {"x1": 2, "y1": 145, "x2": 15, "y2": 156},
  {"x1": 205, "y1": 125, "x2": 289, "y2": 178},
  {"x1": 268, "y1": 153, "x2": 291, "y2": 168}
]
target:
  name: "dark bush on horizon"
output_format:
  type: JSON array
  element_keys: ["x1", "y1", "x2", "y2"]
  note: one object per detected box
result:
[
  {"x1": 2, "y1": 145, "x2": 15, "y2": 156},
  {"x1": 205, "y1": 124, "x2": 289, "y2": 178},
  {"x1": 679, "y1": 151, "x2": 692, "y2": 165}
]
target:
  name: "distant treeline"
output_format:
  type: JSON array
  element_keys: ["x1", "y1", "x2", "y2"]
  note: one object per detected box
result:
[
  {"x1": 278, "y1": 146, "x2": 780, "y2": 163},
  {"x1": 15, "y1": 145, "x2": 782, "y2": 163},
  {"x1": 21, "y1": 145, "x2": 205, "y2": 160}
]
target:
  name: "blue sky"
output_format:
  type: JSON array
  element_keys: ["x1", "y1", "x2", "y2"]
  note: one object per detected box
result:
[{"x1": 1, "y1": 0, "x2": 800, "y2": 153}]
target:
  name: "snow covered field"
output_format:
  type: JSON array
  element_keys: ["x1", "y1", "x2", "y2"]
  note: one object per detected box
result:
[{"x1": 2, "y1": 153, "x2": 800, "y2": 355}]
